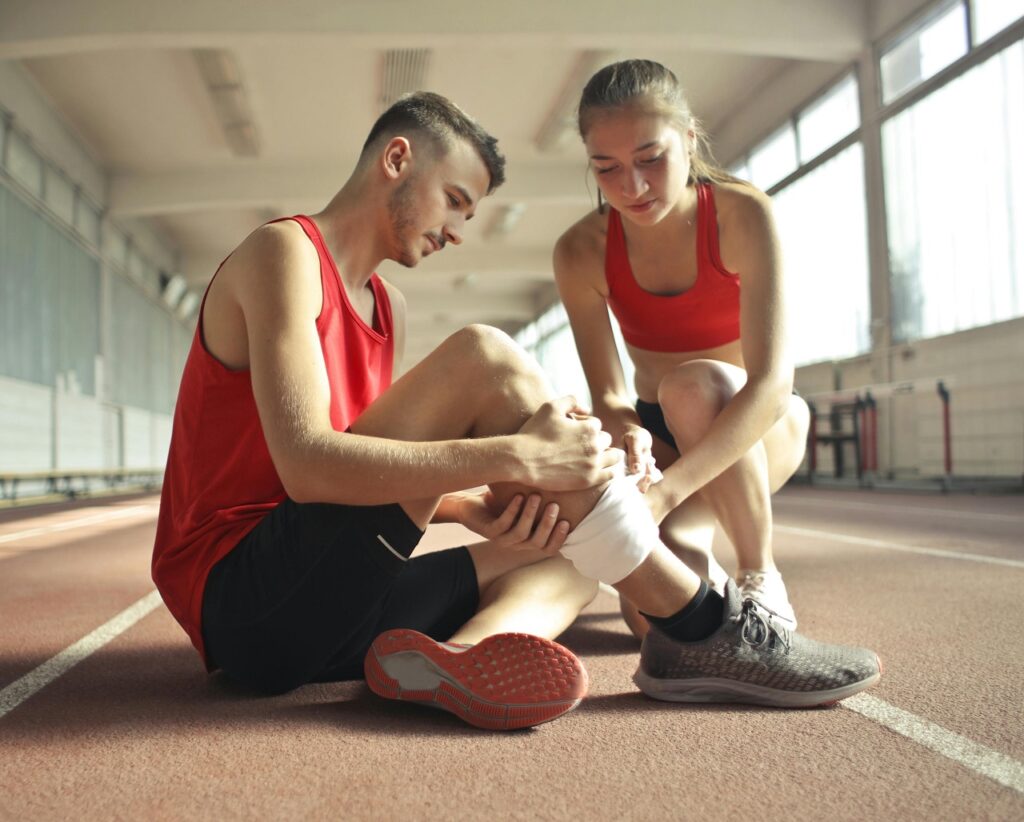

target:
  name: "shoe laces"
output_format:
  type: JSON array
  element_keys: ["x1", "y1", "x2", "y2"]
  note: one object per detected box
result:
[
  {"x1": 732, "y1": 598, "x2": 791, "y2": 653},
  {"x1": 738, "y1": 571, "x2": 776, "y2": 596}
]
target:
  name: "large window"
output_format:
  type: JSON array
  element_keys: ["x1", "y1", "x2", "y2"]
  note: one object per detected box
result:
[
  {"x1": 797, "y1": 74, "x2": 860, "y2": 163},
  {"x1": 516, "y1": 302, "x2": 635, "y2": 408},
  {"x1": 773, "y1": 144, "x2": 871, "y2": 364},
  {"x1": 881, "y1": 2, "x2": 969, "y2": 103},
  {"x1": 748, "y1": 125, "x2": 799, "y2": 191},
  {"x1": 972, "y1": 0, "x2": 1024, "y2": 43},
  {"x1": 883, "y1": 40, "x2": 1024, "y2": 340},
  {"x1": 731, "y1": 73, "x2": 870, "y2": 366}
]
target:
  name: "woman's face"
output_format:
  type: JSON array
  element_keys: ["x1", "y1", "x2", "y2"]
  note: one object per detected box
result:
[{"x1": 583, "y1": 105, "x2": 691, "y2": 225}]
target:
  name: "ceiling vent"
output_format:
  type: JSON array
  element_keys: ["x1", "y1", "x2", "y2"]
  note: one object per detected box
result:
[
  {"x1": 379, "y1": 49, "x2": 432, "y2": 113},
  {"x1": 194, "y1": 49, "x2": 261, "y2": 157}
]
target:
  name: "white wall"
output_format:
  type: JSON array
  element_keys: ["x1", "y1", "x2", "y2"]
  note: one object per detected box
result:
[
  {"x1": 56, "y1": 390, "x2": 105, "y2": 469},
  {"x1": 796, "y1": 316, "x2": 1024, "y2": 479},
  {"x1": 0, "y1": 374, "x2": 53, "y2": 471},
  {"x1": 0, "y1": 373, "x2": 172, "y2": 473}
]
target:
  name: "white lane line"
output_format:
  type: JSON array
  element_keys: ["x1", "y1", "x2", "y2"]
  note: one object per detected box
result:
[
  {"x1": 779, "y1": 496, "x2": 1024, "y2": 524},
  {"x1": 776, "y1": 524, "x2": 1024, "y2": 569},
  {"x1": 0, "y1": 505, "x2": 158, "y2": 546},
  {"x1": 844, "y1": 694, "x2": 1024, "y2": 795},
  {"x1": 0, "y1": 590, "x2": 163, "y2": 719}
]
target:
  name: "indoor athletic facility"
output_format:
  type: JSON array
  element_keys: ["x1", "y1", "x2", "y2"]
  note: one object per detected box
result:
[{"x1": 1, "y1": 1, "x2": 1022, "y2": 819}]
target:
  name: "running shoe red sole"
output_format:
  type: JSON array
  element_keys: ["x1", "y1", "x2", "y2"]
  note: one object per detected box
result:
[{"x1": 364, "y1": 629, "x2": 588, "y2": 731}]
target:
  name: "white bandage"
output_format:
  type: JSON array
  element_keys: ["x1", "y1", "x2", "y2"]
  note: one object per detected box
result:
[{"x1": 559, "y1": 468, "x2": 660, "y2": 584}]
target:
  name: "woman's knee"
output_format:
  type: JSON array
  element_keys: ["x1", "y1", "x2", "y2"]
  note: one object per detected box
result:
[
  {"x1": 657, "y1": 361, "x2": 736, "y2": 442},
  {"x1": 789, "y1": 395, "x2": 811, "y2": 443}
]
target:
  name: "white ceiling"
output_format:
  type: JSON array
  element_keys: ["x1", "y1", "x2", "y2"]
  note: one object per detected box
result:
[{"x1": 0, "y1": 0, "x2": 871, "y2": 366}]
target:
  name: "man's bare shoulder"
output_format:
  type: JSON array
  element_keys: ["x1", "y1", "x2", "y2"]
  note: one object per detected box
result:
[
  {"x1": 377, "y1": 276, "x2": 406, "y2": 307},
  {"x1": 377, "y1": 276, "x2": 407, "y2": 324},
  {"x1": 222, "y1": 220, "x2": 319, "y2": 290}
]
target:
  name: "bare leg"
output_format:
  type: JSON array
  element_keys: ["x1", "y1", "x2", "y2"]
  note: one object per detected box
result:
[
  {"x1": 620, "y1": 496, "x2": 724, "y2": 638},
  {"x1": 619, "y1": 433, "x2": 722, "y2": 638},
  {"x1": 353, "y1": 325, "x2": 705, "y2": 641},
  {"x1": 450, "y1": 555, "x2": 596, "y2": 643},
  {"x1": 350, "y1": 325, "x2": 603, "y2": 640},
  {"x1": 657, "y1": 360, "x2": 810, "y2": 575}
]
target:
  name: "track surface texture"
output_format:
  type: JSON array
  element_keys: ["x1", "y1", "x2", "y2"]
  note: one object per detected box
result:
[{"x1": 1, "y1": 487, "x2": 1022, "y2": 821}]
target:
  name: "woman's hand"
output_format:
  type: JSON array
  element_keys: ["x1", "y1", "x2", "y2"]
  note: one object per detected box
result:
[
  {"x1": 622, "y1": 423, "x2": 660, "y2": 493},
  {"x1": 453, "y1": 490, "x2": 570, "y2": 554}
]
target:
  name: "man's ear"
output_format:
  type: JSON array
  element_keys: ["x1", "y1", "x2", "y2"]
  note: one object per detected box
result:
[{"x1": 382, "y1": 137, "x2": 412, "y2": 180}]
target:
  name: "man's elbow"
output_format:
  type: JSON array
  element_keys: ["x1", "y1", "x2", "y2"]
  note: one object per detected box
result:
[{"x1": 273, "y1": 453, "x2": 318, "y2": 504}]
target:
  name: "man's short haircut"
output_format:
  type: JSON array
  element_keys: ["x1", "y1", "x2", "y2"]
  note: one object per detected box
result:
[{"x1": 361, "y1": 92, "x2": 506, "y2": 192}]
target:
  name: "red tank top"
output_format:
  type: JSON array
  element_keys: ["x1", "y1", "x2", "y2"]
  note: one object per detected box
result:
[
  {"x1": 152, "y1": 215, "x2": 394, "y2": 665},
  {"x1": 605, "y1": 183, "x2": 740, "y2": 352}
]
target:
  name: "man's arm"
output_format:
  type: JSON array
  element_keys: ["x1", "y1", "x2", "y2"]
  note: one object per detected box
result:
[{"x1": 227, "y1": 223, "x2": 616, "y2": 506}]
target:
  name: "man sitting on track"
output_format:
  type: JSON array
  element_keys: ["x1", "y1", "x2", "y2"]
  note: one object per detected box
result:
[{"x1": 152, "y1": 92, "x2": 881, "y2": 731}]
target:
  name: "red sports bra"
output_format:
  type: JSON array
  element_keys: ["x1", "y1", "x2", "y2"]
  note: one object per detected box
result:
[{"x1": 604, "y1": 183, "x2": 740, "y2": 353}]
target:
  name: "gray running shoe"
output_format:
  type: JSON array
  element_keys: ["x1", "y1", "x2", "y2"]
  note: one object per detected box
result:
[{"x1": 634, "y1": 581, "x2": 880, "y2": 707}]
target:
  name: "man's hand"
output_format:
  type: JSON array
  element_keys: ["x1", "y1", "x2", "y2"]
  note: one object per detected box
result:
[
  {"x1": 516, "y1": 396, "x2": 624, "y2": 491},
  {"x1": 454, "y1": 490, "x2": 569, "y2": 554}
]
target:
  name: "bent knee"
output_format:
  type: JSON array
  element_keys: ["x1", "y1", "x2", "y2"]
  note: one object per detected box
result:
[
  {"x1": 657, "y1": 361, "x2": 737, "y2": 438},
  {"x1": 451, "y1": 324, "x2": 517, "y2": 362},
  {"x1": 449, "y1": 324, "x2": 543, "y2": 382},
  {"x1": 788, "y1": 395, "x2": 811, "y2": 443},
  {"x1": 658, "y1": 361, "x2": 736, "y2": 411}
]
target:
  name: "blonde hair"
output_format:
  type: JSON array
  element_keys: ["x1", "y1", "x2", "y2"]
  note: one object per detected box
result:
[{"x1": 577, "y1": 59, "x2": 742, "y2": 206}]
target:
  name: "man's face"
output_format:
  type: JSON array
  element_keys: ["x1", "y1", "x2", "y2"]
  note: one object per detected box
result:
[{"x1": 386, "y1": 138, "x2": 490, "y2": 268}]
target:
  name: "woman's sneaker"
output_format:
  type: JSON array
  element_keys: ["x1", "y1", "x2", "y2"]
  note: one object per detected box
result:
[
  {"x1": 634, "y1": 582, "x2": 880, "y2": 708},
  {"x1": 365, "y1": 629, "x2": 588, "y2": 730},
  {"x1": 737, "y1": 569, "x2": 797, "y2": 628}
]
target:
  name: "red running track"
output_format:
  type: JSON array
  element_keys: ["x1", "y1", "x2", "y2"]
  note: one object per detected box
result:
[{"x1": 1, "y1": 488, "x2": 1022, "y2": 820}]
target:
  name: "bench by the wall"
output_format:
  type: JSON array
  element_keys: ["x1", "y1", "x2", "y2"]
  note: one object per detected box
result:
[{"x1": 0, "y1": 468, "x2": 163, "y2": 502}]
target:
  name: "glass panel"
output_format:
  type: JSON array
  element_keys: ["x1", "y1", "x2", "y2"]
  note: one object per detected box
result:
[
  {"x1": 747, "y1": 125, "x2": 798, "y2": 190},
  {"x1": 797, "y1": 75, "x2": 860, "y2": 162},
  {"x1": 127, "y1": 246, "x2": 147, "y2": 281},
  {"x1": 104, "y1": 225, "x2": 128, "y2": 268},
  {"x1": 883, "y1": 41, "x2": 1024, "y2": 340},
  {"x1": 972, "y1": 0, "x2": 1024, "y2": 43},
  {"x1": 43, "y1": 164, "x2": 75, "y2": 225},
  {"x1": 111, "y1": 276, "x2": 175, "y2": 412},
  {"x1": 7, "y1": 130, "x2": 43, "y2": 196},
  {"x1": 772, "y1": 144, "x2": 871, "y2": 365},
  {"x1": 0, "y1": 182, "x2": 100, "y2": 392},
  {"x1": 881, "y1": 2, "x2": 969, "y2": 103},
  {"x1": 76, "y1": 195, "x2": 101, "y2": 246}
]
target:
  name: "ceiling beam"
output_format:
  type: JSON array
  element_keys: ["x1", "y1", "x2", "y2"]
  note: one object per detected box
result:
[
  {"x1": 185, "y1": 245, "x2": 556, "y2": 288},
  {"x1": 109, "y1": 162, "x2": 593, "y2": 218},
  {"x1": 0, "y1": 0, "x2": 865, "y2": 61}
]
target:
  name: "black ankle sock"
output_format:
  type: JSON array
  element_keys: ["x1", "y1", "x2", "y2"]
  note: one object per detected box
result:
[{"x1": 641, "y1": 581, "x2": 724, "y2": 643}]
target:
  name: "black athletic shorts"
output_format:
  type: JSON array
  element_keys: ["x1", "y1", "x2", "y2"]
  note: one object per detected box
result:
[
  {"x1": 635, "y1": 398, "x2": 678, "y2": 452},
  {"x1": 201, "y1": 499, "x2": 479, "y2": 694},
  {"x1": 636, "y1": 389, "x2": 800, "y2": 454}
]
